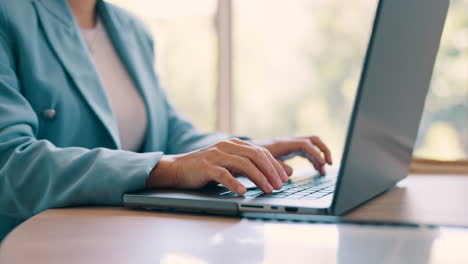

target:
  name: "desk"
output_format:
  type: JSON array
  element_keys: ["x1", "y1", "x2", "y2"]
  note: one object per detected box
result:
[
  {"x1": 1, "y1": 174, "x2": 468, "y2": 264},
  {"x1": 345, "y1": 174, "x2": 468, "y2": 226}
]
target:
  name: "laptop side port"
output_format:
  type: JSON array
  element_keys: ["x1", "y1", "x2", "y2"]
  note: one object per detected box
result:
[
  {"x1": 284, "y1": 207, "x2": 299, "y2": 213},
  {"x1": 240, "y1": 204, "x2": 264, "y2": 209}
]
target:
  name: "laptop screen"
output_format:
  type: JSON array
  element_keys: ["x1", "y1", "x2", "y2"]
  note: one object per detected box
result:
[{"x1": 331, "y1": 0, "x2": 450, "y2": 215}]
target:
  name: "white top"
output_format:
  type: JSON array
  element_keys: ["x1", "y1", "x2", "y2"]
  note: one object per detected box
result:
[{"x1": 80, "y1": 19, "x2": 148, "y2": 152}]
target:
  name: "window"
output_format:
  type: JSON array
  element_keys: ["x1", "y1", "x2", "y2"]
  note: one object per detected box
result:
[
  {"x1": 108, "y1": 0, "x2": 219, "y2": 132},
  {"x1": 109, "y1": 0, "x2": 467, "y2": 171},
  {"x1": 414, "y1": 0, "x2": 468, "y2": 161},
  {"x1": 233, "y1": 0, "x2": 377, "y2": 167}
]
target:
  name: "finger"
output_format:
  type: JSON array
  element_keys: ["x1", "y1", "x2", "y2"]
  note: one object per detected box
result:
[
  {"x1": 217, "y1": 152, "x2": 274, "y2": 193},
  {"x1": 279, "y1": 139, "x2": 325, "y2": 172},
  {"x1": 309, "y1": 136, "x2": 333, "y2": 165},
  {"x1": 217, "y1": 140, "x2": 282, "y2": 189},
  {"x1": 296, "y1": 140, "x2": 327, "y2": 175},
  {"x1": 231, "y1": 139, "x2": 288, "y2": 183},
  {"x1": 277, "y1": 159, "x2": 293, "y2": 176},
  {"x1": 263, "y1": 149, "x2": 288, "y2": 183},
  {"x1": 209, "y1": 166, "x2": 246, "y2": 195}
]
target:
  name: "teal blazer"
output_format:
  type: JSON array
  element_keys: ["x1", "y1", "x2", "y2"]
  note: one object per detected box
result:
[{"x1": 0, "y1": 0, "x2": 230, "y2": 239}]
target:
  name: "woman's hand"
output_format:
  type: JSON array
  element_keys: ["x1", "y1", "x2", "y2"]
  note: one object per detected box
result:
[
  {"x1": 253, "y1": 136, "x2": 333, "y2": 175},
  {"x1": 146, "y1": 138, "x2": 289, "y2": 195},
  {"x1": 252, "y1": 136, "x2": 333, "y2": 176}
]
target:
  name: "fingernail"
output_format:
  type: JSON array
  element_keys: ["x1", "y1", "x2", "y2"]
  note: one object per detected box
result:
[
  {"x1": 280, "y1": 170, "x2": 288, "y2": 182},
  {"x1": 274, "y1": 178, "x2": 283, "y2": 189},
  {"x1": 265, "y1": 183, "x2": 273, "y2": 193},
  {"x1": 237, "y1": 185, "x2": 246, "y2": 195}
]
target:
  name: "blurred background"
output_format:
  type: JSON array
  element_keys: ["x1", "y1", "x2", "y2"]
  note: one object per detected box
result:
[{"x1": 108, "y1": 0, "x2": 467, "y2": 168}]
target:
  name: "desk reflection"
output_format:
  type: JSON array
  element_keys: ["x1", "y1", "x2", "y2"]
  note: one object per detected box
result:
[
  {"x1": 157, "y1": 219, "x2": 443, "y2": 264},
  {"x1": 154, "y1": 218, "x2": 466, "y2": 264},
  {"x1": 337, "y1": 225, "x2": 438, "y2": 264},
  {"x1": 1, "y1": 208, "x2": 467, "y2": 264},
  {"x1": 155, "y1": 218, "x2": 264, "y2": 264}
]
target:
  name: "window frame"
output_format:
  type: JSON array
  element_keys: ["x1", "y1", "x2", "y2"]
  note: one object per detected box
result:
[
  {"x1": 215, "y1": 0, "x2": 234, "y2": 133},
  {"x1": 410, "y1": 159, "x2": 468, "y2": 175}
]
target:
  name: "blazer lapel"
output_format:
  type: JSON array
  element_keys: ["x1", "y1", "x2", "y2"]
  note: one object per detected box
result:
[
  {"x1": 33, "y1": 0, "x2": 121, "y2": 149},
  {"x1": 97, "y1": 1, "x2": 166, "y2": 152}
]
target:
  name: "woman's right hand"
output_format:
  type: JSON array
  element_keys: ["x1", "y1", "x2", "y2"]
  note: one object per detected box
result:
[{"x1": 146, "y1": 138, "x2": 290, "y2": 195}]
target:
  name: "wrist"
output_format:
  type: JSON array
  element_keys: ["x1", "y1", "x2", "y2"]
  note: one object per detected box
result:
[{"x1": 146, "y1": 154, "x2": 179, "y2": 188}]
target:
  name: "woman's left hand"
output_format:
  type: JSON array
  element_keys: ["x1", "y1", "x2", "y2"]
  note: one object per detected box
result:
[{"x1": 251, "y1": 136, "x2": 333, "y2": 176}]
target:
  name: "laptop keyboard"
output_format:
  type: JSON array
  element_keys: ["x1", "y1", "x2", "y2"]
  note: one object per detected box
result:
[{"x1": 219, "y1": 177, "x2": 336, "y2": 200}]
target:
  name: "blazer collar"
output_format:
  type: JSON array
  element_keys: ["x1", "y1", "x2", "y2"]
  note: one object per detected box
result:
[
  {"x1": 33, "y1": 0, "x2": 132, "y2": 27},
  {"x1": 32, "y1": 0, "x2": 121, "y2": 149},
  {"x1": 33, "y1": 0, "x2": 162, "y2": 151},
  {"x1": 34, "y1": 0, "x2": 73, "y2": 27}
]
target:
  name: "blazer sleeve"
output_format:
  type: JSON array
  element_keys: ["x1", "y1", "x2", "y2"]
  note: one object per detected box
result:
[{"x1": 0, "y1": 27, "x2": 162, "y2": 220}]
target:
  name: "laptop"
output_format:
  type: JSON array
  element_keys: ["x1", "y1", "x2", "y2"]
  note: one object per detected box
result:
[{"x1": 124, "y1": 0, "x2": 449, "y2": 220}]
